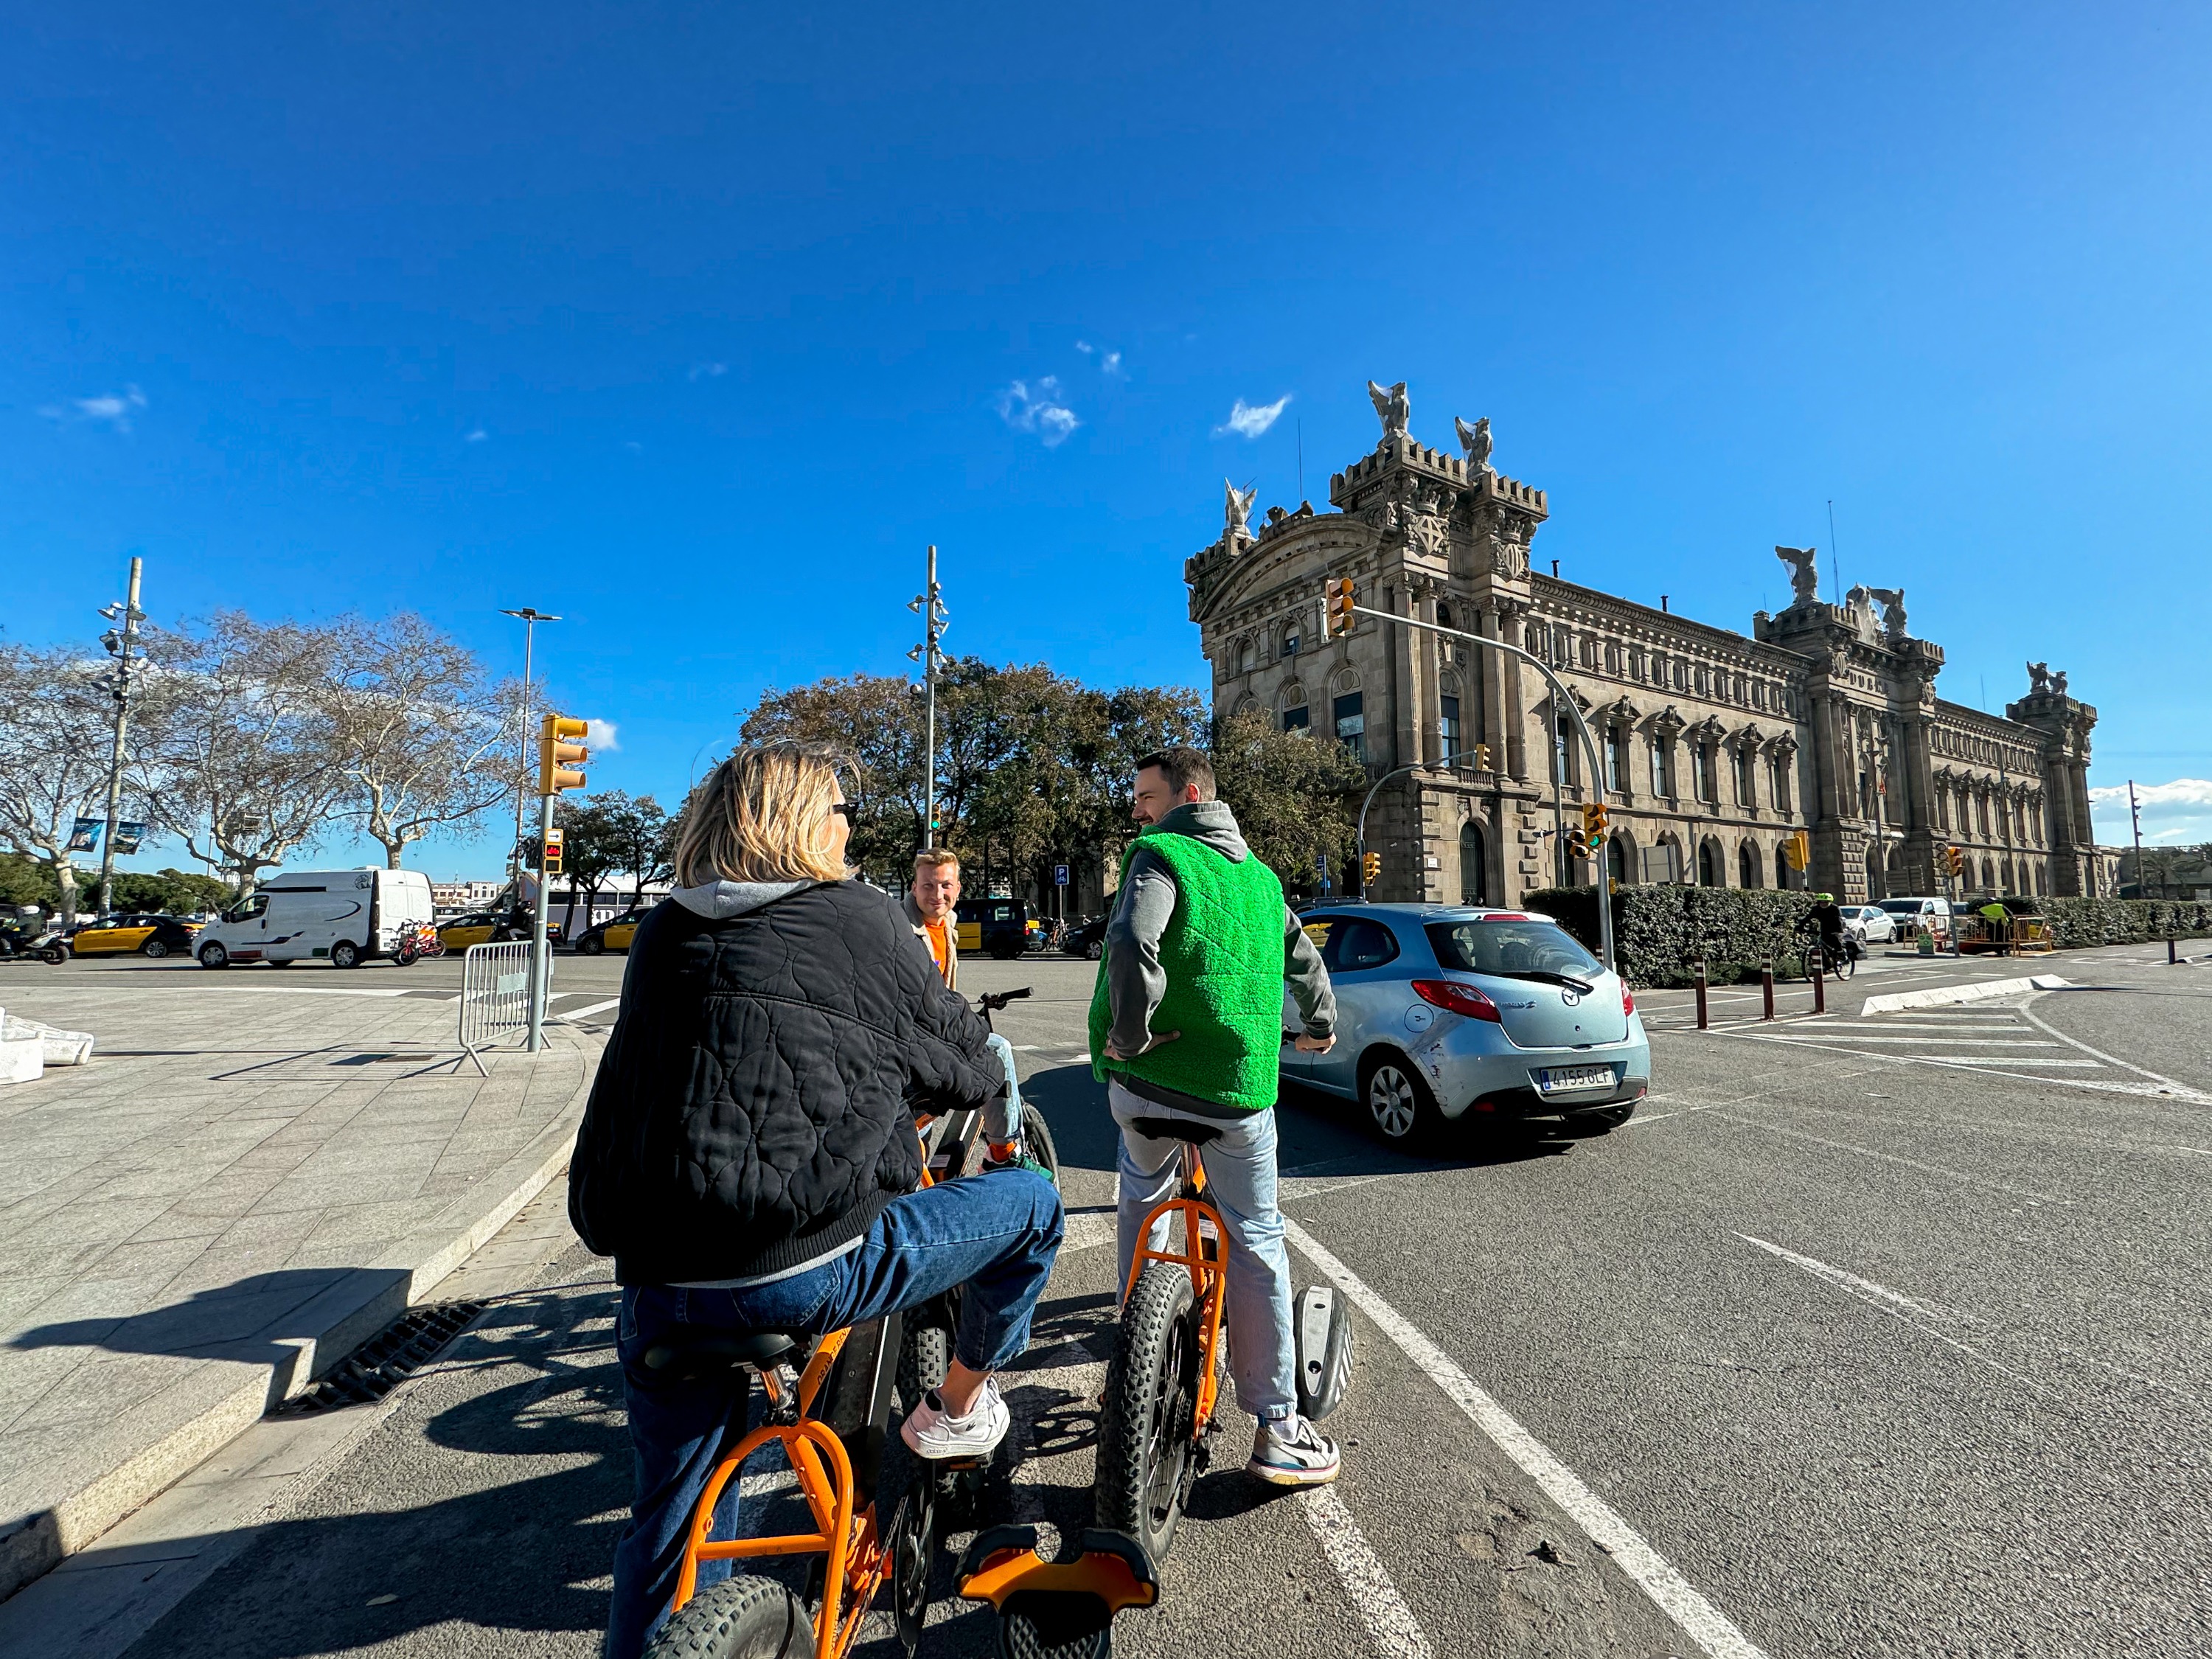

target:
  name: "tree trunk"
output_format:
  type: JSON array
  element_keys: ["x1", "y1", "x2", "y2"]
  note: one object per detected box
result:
[{"x1": 54, "y1": 857, "x2": 80, "y2": 925}]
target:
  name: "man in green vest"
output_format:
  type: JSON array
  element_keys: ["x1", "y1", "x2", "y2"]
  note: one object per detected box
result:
[{"x1": 1089, "y1": 746, "x2": 1342, "y2": 1486}]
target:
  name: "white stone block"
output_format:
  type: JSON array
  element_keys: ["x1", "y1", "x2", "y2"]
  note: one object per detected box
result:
[
  {"x1": 0, "y1": 1037, "x2": 43, "y2": 1085},
  {"x1": 1, "y1": 1015, "x2": 94, "y2": 1065}
]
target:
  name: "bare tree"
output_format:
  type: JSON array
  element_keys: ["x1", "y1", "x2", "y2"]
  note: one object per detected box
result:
[
  {"x1": 0, "y1": 645, "x2": 130, "y2": 922},
  {"x1": 324, "y1": 613, "x2": 520, "y2": 869},
  {"x1": 134, "y1": 614, "x2": 350, "y2": 893}
]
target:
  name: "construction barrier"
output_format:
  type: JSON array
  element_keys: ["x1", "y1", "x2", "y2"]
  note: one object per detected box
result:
[{"x1": 459, "y1": 940, "x2": 536, "y2": 1075}]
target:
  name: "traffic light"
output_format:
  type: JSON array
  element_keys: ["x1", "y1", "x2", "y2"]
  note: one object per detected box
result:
[
  {"x1": 1362, "y1": 851, "x2": 1381, "y2": 886},
  {"x1": 1470, "y1": 742, "x2": 1495, "y2": 772},
  {"x1": 543, "y1": 826, "x2": 565, "y2": 875},
  {"x1": 1945, "y1": 845, "x2": 1966, "y2": 877},
  {"x1": 1324, "y1": 577, "x2": 1356, "y2": 638},
  {"x1": 1564, "y1": 826, "x2": 1590, "y2": 860},
  {"x1": 1582, "y1": 801, "x2": 1609, "y2": 842},
  {"x1": 539, "y1": 714, "x2": 589, "y2": 795},
  {"x1": 1784, "y1": 830, "x2": 1810, "y2": 872}
]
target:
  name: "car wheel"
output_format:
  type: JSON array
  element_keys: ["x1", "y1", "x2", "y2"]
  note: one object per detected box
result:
[
  {"x1": 198, "y1": 942, "x2": 230, "y2": 970},
  {"x1": 330, "y1": 939, "x2": 361, "y2": 970},
  {"x1": 142, "y1": 939, "x2": 170, "y2": 959},
  {"x1": 1085, "y1": 939, "x2": 1104, "y2": 961},
  {"x1": 1360, "y1": 1054, "x2": 1441, "y2": 1147},
  {"x1": 580, "y1": 935, "x2": 604, "y2": 956}
]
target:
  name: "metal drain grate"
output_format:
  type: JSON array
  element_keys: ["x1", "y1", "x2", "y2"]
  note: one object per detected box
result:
[{"x1": 274, "y1": 1299, "x2": 488, "y2": 1414}]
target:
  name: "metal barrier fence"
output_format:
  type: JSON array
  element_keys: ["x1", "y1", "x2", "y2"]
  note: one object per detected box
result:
[{"x1": 459, "y1": 941, "x2": 537, "y2": 1075}]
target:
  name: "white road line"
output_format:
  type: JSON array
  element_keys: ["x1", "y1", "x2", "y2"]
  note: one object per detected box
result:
[
  {"x1": 1687, "y1": 1026, "x2": 2199, "y2": 1102},
  {"x1": 1907, "y1": 1057, "x2": 2104, "y2": 1068},
  {"x1": 2013, "y1": 996, "x2": 2212, "y2": 1099},
  {"x1": 1704, "y1": 1112, "x2": 2067, "y2": 1203},
  {"x1": 1300, "y1": 1485, "x2": 1437, "y2": 1659},
  {"x1": 1759, "y1": 1035, "x2": 2063, "y2": 1047},
  {"x1": 554, "y1": 997, "x2": 622, "y2": 1022},
  {"x1": 1735, "y1": 1234, "x2": 1958, "y2": 1322},
  {"x1": 1282, "y1": 1220, "x2": 1770, "y2": 1659}
]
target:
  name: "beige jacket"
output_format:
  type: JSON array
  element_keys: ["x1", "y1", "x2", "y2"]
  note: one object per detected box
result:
[{"x1": 902, "y1": 891, "x2": 959, "y2": 991}]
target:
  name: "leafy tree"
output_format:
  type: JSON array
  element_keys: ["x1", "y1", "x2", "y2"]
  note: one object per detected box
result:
[
  {"x1": 1209, "y1": 709, "x2": 1368, "y2": 893},
  {"x1": 323, "y1": 613, "x2": 519, "y2": 869},
  {"x1": 0, "y1": 851, "x2": 63, "y2": 911},
  {"x1": 740, "y1": 672, "x2": 926, "y2": 874},
  {"x1": 111, "y1": 868, "x2": 235, "y2": 916},
  {"x1": 0, "y1": 644, "x2": 133, "y2": 922},
  {"x1": 598, "y1": 791, "x2": 676, "y2": 903},
  {"x1": 554, "y1": 796, "x2": 626, "y2": 933}
]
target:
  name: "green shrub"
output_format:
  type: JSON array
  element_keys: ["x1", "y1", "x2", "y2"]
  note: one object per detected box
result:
[
  {"x1": 1523, "y1": 885, "x2": 1821, "y2": 987},
  {"x1": 2038, "y1": 897, "x2": 2212, "y2": 948}
]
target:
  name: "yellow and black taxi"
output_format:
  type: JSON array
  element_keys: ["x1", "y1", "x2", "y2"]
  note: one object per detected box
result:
[
  {"x1": 435, "y1": 908, "x2": 561, "y2": 953},
  {"x1": 954, "y1": 897, "x2": 1033, "y2": 960},
  {"x1": 65, "y1": 912, "x2": 204, "y2": 959},
  {"x1": 573, "y1": 907, "x2": 650, "y2": 955}
]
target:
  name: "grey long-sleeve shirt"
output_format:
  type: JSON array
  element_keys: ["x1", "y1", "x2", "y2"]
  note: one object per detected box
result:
[{"x1": 1102, "y1": 801, "x2": 1337, "y2": 1072}]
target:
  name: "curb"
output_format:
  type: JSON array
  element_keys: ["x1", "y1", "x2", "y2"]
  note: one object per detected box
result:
[
  {"x1": 1860, "y1": 975, "x2": 2071, "y2": 1016},
  {"x1": 0, "y1": 1044, "x2": 595, "y2": 1604}
]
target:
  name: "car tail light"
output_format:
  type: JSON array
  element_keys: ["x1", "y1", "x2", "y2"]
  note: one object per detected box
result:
[
  {"x1": 1412, "y1": 978, "x2": 1502, "y2": 1023},
  {"x1": 1621, "y1": 983, "x2": 1635, "y2": 1016}
]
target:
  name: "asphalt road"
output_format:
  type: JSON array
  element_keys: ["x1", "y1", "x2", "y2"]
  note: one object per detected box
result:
[{"x1": 13, "y1": 942, "x2": 2211, "y2": 1658}]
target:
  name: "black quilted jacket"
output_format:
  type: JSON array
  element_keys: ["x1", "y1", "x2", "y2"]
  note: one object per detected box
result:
[{"x1": 567, "y1": 879, "x2": 1005, "y2": 1286}]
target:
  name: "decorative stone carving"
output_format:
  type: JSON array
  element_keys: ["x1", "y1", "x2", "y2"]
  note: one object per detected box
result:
[
  {"x1": 1868, "y1": 586, "x2": 1907, "y2": 642},
  {"x1": 1775, "y1": 544, "x2": 1819, "y2": 604},
  {"x1": 1223, "y1": 480, "x2": 1256, "y2": 542},
  {"x1": 2052, "y1": 669, "x2": 2068, "y2": 695},
  {"x1": 1652, "y1": 704, "x2": 1687, "y2": 738},
  {"x1": 1454, "y1": 415, "x2": 1493, "y2": 474},
  {"x1": 1366, "y1": 380, "x2": 1410, "y2": 441},
  {"x1": 2025, "y1": 661, "x2": 2051, "y2": 694}
]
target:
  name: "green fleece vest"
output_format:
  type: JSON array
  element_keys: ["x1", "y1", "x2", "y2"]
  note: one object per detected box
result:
[{"x1": 1088, "y1": 828, "x2": 1286, "y2": 1113}]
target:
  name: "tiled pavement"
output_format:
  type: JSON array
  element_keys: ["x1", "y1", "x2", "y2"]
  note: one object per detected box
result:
[{"x1": 0, "y1": 970, "x2": 599, "y2": 1598}]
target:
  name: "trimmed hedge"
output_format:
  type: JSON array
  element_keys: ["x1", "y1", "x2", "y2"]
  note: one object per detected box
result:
[
  {"x1": 2037, "y1": 897, "x2": 2212, "y2": 948},
  {"x1": 1524, "y1": 885, "x2": 1821, "y2": 988}
]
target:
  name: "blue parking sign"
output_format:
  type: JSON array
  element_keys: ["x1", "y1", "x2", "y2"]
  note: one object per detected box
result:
[{"x1": 1053, "y1": 864, "x2": 1069, "y2": 886}]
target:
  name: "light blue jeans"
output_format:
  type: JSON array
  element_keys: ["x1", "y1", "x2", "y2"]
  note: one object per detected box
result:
[
  {"x1": 1108, "y1": 1079, "x2": 1296, "y2": 1422},
  {"x1": 983, "y1": 1032, "x2": 1020, "y2": 1142}
]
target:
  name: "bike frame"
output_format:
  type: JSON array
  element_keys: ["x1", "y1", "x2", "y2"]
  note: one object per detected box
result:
[{"x1": 1121, "y1": 1142, "x2": 1231, "y2": 1435}]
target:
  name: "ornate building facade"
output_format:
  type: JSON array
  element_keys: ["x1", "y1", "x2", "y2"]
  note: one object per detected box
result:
[{"x1": 1185, "y1": 383, "x2": 2098, "y2": 906}]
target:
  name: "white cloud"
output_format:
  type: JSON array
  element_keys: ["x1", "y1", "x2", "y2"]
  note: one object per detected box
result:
[
  {"x1": 1102, "y1": 350, "x2": 1123, "y2": 377},
  {"x1": 465, "y1": 427, "x2": 489, "y2": 443},
  {"x1": 1075, "y1": 341, "x2": 1125, "y2": 377},
  {"x1": 1214, "y1": 394, "x2": 1290, "y2": 439},
  {"x1": 584, "y1": 719, "x2": 620, "y2": 753},
  {"x1": 995, "y1": 378, "x2": 1079, "y2": 448},
  {"x1": 41, "y1": 384, "x2": 147, "y2": 432},
  {"x1": 2089, "y1": 778, "x2": 2212, "y2": 845},
  {"x1": 689, "y1": 361, "x2": 728, "y2": 381},
  {"x1": 622, "y1": 439, "x2": 643, "y2": 453}
]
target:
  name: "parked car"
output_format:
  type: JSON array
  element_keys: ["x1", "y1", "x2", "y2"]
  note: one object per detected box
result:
[
  {"x1": 61, "y1": 912, "x2": 204, "y2": 959},
  {"x1": 1284, "y1": 903, "x2": 1650, "y2": 1146},
  {"x1": 1843, "y1": 905, "x2": 1896, "y2": 945},
  {"x1": 573, "y1": 906, "x2": 651, "y2": 955},
  {"x1": 1875, "y1": 896, "x2": 1955, "y2": 941},
  {"x1": 1061, "y1": 912, "x2": 1110, "y2": 961},
  {"x1": 197, "y1": 869, "x2": 437, "y2": 969}
]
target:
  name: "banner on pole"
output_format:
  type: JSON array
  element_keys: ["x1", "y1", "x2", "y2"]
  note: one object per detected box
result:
[
  {"x1": 68, "y1": 817, "x2": 103, "y2": 852},
  {"x1": 112, "y1": 821, "x2": 147, "y2": 855}
]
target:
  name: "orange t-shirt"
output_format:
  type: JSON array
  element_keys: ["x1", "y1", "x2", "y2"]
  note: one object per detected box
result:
[{"x1": 922, "y1": 918, "x2": 953, "y2": 984}]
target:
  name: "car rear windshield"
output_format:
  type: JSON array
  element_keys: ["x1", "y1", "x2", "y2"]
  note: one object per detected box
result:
[
  {"x1": 1877, "y1": 900, "x2": 1927, "y2": 915},
  {"x1": 1425, "y1": 918, "x2": 1602, "y2": 978}
]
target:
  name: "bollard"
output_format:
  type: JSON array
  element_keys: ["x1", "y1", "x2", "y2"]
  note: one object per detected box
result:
[
  {"x1": 1694, "y1": 957, "x2": 1709, "y2": 1029},
  {"x1": 1761, "y1": 956, "x2": 1775, "y2": 1020},
  {"x1": 2171, "y1": 936, "x2": 2180, "y2": 966},
  {"x1": 1812, "y1": 953, "x2": 1826, "y2": 1014}
]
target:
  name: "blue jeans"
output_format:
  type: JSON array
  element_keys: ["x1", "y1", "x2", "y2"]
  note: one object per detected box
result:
[
  {"x1": 603, "y1": 1170, "x2": 1062, "y2": 1659},
  {"x1": 1109, "y1": 1081, "x2": 1297, "y2": 1422}
]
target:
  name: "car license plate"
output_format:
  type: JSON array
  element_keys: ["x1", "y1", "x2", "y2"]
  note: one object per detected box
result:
[{"x1": 1538, "y1": 1065, "x2": 1614, "y2": 1094}]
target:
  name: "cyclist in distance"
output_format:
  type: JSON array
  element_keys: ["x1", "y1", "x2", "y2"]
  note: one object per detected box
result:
[
  {"x1": 1806, "y1": 891, "x2": 1849, "y2": 972},
  {"x1": 568, "y1": 742, "x2": 1064, "y2": 1659},
  {"x1": 1091, "y1": 745, "x2": 1343, "y2": 1486}
]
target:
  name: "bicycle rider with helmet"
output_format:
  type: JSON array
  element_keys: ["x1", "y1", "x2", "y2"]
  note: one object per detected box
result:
[{"x1": 1805, "y1": 892, "x2": 1851, "y2": 973}]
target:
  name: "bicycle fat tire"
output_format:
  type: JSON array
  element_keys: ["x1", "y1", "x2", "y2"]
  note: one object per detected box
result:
[
  {"x1": 1093, "y1": 1261, "x2": 1201, "y2": 1562},
  {"x1": 1020, "y1": 1102, "x2": 1060, "y2": 1184},
  {"x1": 642, "y1": 1574, "x2": 808, "y2": 1658},
  {"x1": 897, "y1": 1320, "x2": 952, "y2": 1413}
]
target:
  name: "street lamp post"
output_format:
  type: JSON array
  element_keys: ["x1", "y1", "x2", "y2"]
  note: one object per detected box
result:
[
  {"x1": 908, "y1": 547, "x2": 946, "y2": 849},
  {"x1": 95, "y1": 557, "x2": 148, "y2": 918},
  {"x1": 499, "y1": 608, "x2": 561, "y2": 888}
]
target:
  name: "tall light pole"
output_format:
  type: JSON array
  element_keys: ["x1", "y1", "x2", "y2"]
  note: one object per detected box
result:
[
  {"x1": 907, "y1": 548, "x2": 946, "y2": 849},
  {"x1": 95, "y1": 558, "x2": 147, "y2": 918},
  {"x1": 500, "y1": 608, "x2": 560, "y2": 888},
  {"x1": 2128, "y1": 779, "x2": 2146, "y2": 898}
]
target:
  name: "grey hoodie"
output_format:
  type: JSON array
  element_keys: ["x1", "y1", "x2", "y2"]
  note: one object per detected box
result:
[
  {"x1": 670, "y1": 878, "x2": 813, "y2": 919},
  {"x1": 1102, "y1": 800, "x2": 1335, "y2": 1092}
]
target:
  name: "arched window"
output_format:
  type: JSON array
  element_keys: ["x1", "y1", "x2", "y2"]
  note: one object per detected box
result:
[
  {"x1": 1775, "y1": 844, "x2": 1792, "y2": 889},
  {"x1": 1438, "y1": 673, "x2": 1463, "y2": 762},
  {"x1": 1279, "y1": 681, "x2": 1310, "y2": 734},
  {"x1": 1649, "y1": 833, "x2": 1683, "y2": 885},
  {"x1": 1459, "y1": 821, "x2": 1488, "y2": 905},
  {"x1": 1281, "y1": 619, "x2": 1304, "y2": 659},
  {"x1": 1698, "y1": 839, "x2": 1723, "y2": 888},
  {"x1": 1980, "y1": 857, "x2": 1996, "y2": 892},
  {"x1": 1607, "y1": 832, "x2": 1631, "y2": 889},
  {"x1": 1865, "y1": 845, "x2": 1885, "y2": 900},
  {"x1": 2000, "y1": 856, "x2": 2015, "y2": 894},
  {"x1": 1233, "y1": 695, "x2": 1259, "y2": 720},
  {"x1": 1436, "y1": 602, "x2": 1454, "y2": 630},
  {"x1": 1332, "y1": 667, "x2": 1365, "y2": 761},
  {"x1": 1739, "y1": 841, "x2": 1760, "y2": 888},
  {"x1": 1237, "y1": 638, "x2": 1254, "y2": 674}
]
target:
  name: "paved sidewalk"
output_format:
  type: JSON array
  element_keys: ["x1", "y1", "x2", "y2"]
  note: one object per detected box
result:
[{"x1": 0, "y1": 968, "x2": 600, "y2": 1599}]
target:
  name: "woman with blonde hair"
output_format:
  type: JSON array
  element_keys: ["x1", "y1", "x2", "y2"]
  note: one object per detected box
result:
[{"x1": 569, "y1": 741, "x2": 1063, "y2": 1659}]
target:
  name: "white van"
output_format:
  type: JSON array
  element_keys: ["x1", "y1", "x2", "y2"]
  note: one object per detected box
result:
[
  {"x1": 195, "y1": 869, "x2": 437, "y2": 970},
  {"x1": 1877, "y1": 896, "x2": 1956, "y2": 941}
]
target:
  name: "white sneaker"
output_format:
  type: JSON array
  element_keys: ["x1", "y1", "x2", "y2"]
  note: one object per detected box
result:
[
  {"x1": 1247, "y1": 1413, "x2": 1341, "y2": 1486},
  {"x1": 900, "y1": 1376, "x2": 1009, "y2": 1461}
]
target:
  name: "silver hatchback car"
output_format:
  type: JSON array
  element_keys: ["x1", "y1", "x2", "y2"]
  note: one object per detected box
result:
[{"x1": 1283, "y1": 904, "x2": 1651, "y2": 1145}]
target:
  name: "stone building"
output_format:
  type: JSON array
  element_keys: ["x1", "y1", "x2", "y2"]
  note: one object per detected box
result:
[{"x1": 1184, "y1": 383, "x2": 2098, "y2": 906}]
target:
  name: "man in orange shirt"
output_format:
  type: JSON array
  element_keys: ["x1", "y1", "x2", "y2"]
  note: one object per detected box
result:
[{"x1": 905, "y1": 849, "x2": 1049, "y2": 1180}]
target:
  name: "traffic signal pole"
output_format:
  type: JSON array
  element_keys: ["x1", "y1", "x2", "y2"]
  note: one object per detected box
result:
[
  {"x1": 528, "y1": 790, "x2": 555, "y2": 1052},
  {"x1": 1338, "y1": 594, "x2": 1616, "y2": 976},
  {"x1": 527, "y1": 714, "x2": 590, "y2": 1054}
]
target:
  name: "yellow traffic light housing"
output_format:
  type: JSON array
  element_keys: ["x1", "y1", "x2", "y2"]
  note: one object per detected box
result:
[
  {"x1": 1565, "y1": 827, "x2": 1590, "y2": 861},
  {"x1": 1945, "y1": 845, "x2": 1966, "y2": 877},
  {"x1": 539, "y1": 714, "x2": 589, "y2": 795},
  {"x1": 1582, "y1": 800, "x2": 1609, "y2": 840},
  {"x1": 1784, "y1": 830, "x2": 1810, "y2": 872},
  {"x1": 1362, "y1": 851, "x2": 1381, "y2": 886},
  {"x1": 1471, "y1": 742, "x2": 1495, "y2": 773},
  {"x1": 1324, "y1": 577, "x2": 1356, "y2": 638},
  {"x1": 543, "y1": 826, "x2": 565, "y2": 874}
]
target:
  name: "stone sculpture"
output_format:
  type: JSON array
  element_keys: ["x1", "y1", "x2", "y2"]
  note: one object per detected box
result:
[
  {"x1": 1366, "y1": 380, "x2": 1410, "y2": 441},
  {"x1": 1867, "y1": 586, "x2": 1907, "y2": 641},
  {"x1": 1454, "y1": 415, "x2": 1493, "y2": 473},
  {"x1": 2026, "y1": 661, "x2": 2051, "y2": 694},
  {"x1": 1775, "y1": 545, "x2": 1819, "y2": 604},
  {"x1": 2053, "y1": 669, "x2": 2068, "y2": 695},
  {"x1": 1223, "y1": 480, "x2": 1256, "y2": 541}
]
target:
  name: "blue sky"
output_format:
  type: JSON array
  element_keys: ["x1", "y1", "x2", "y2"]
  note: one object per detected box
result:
[{"x1": 5, "y1": 1, "x2": 2208, "y2": 879}]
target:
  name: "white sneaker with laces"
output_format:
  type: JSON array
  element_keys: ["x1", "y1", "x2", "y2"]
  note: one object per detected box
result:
[
  {"x1": 900, "y1": 1376, "x2": 1009, "y2": 1461},
  {"x1": 1247, "y1": 1412, "x2": 1341, "y2": 1486}
]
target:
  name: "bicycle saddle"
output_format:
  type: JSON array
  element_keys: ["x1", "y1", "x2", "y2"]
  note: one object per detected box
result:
[
  {"x1": 1127, "y1": 1116, "x2": 1222, "y2": 1146},
  {"x1": 639, "y1": 1329, "x2": 808, "y2": 1382}
]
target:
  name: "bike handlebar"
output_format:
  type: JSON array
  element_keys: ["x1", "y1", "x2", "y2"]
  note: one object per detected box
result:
[{"x1": 978, "y1": 987, "x2": 1034, "y2": 1012}]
